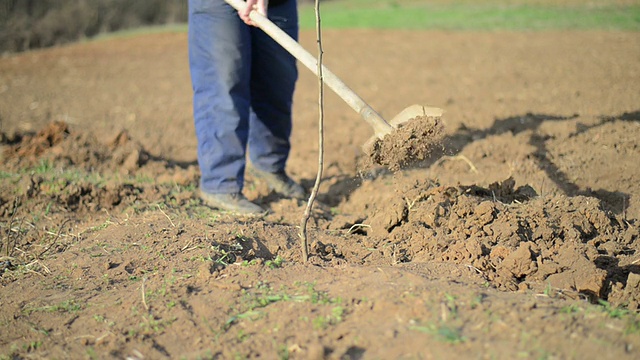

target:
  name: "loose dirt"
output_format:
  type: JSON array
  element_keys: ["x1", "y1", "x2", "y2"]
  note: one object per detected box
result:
[
  {"x1": 1, "y1": 29, "x2": 639, "y2": 359},
  {"x1": 365, "y1": 114, "x2": 445, "y2": 171}
]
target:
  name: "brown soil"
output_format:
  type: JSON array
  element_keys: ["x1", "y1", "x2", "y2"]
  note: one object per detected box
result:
[
  {"x1": 365, "y1": 114, "x2": 445, "y2": 171},
  {"x1": 1, "y1": 29, "x2": 640, "y2": 359}
]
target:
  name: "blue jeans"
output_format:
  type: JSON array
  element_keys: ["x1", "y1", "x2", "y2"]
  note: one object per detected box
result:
[{"x1": 188, "y1": 0, "x2": 298, "y2": 194}]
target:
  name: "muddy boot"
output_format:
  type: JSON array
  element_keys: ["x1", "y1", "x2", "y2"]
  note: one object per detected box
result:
[
  {"x1": 200, "y1": 191, "x2": 265, "y2": 215},
  {"x1": 250, "y1": 168, "x2": 306, "y2": 199}
]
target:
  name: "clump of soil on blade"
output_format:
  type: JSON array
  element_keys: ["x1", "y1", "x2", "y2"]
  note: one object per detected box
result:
[{"x1": 366, "y1": 115, "x2": 445, "y2": 171}]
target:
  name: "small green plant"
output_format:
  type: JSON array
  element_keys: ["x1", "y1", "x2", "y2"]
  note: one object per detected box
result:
[
  {"x1": 88, "y1": 220, "x2": 113, "y2": 233},
  {"x1": 470, "y1": 294, "x2": 484, "y2": 309},
  {"x1": 624, "y1": 316, "x2": 640, "y2": 335},
  {"x1": 23, "y1": 300, "x2": 82, "y2": 315},
  {"x1": 598, "y1": 300, "x2": 629, "y2": 319},
  {"x1": 444, "y1": 293, "x2": 458, "y2": 318},
  {"x1": 224, "y1": 282, "x2": 343, "y2": 332},
  {"x1": 0, "y1": 170, "x2": 18, "y2": 179},
  {"x1": 44, "y1": 201, "x2": 53, "y2": 216},
  {"x1": 22, "y1": 341, "x2": 42, "y2": 351},
  {"x1": 133, "y1": 173, "x2": 155, "y2": 184},
  {"x1": 210, "y1": 244, "x2": 238, "y2": 266},
  {"x1": 236, "y1": 329, "x2": 248, "y2": 342},
  {"x1": 33, "y1": 159, "x2": 54, "y2": 174},
  {"x1": 560, "y1": 304, "x2": 581, "y2": 314},
  {"x1": 410, "y1": 322, "x2": 466, "y2": 344},
  {"x1": 312, "y1": 306, "x2": 345, "y2": 330},
  {"x1": 437, "y1": 325, "x2": 466, "y2": 344},
  {"x1": 189, "y1": 349, "x2": 216, "y2": 360},
  {"x1": 86, "y1": 346, "x2": 97, "y2": 360},
  {"x1": 241, "y1": 259, "x2": 258, "y2": 267},
  {"x1": 312, "y1": 315, "x2": 329, "y2": 330},
  {"x1": 138, "y1": 313, "x2": 175, "y2": 334},
  {"x1": 266, "y1": 256, "x2": 284, "y2": 269},
  {"x1": 332, "y1": 306, "x2": 345, "y2": 323},
  {"x1": 277, "y1": 344, "x2": 290, "y2": 360}
]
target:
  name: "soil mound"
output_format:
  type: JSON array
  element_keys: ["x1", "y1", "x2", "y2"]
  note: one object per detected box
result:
[
  {"x1": 3, "y1": 122, "x2": 638, "y2": 308},
  {"x1": 348, "y1": 177, "x2": 640, "y2": 307},
  {"x1": 2, "y1": 121, "x2": 150, "y2": 174},
  {"x1": 0, "y1": 121, "x2": 198, "y2": 217}
]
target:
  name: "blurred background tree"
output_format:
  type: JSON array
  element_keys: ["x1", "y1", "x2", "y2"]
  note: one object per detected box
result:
[
  {"x1": 0, "y1": 0, "x2": 323, "y2": 53},
  {"x1": 0, "y1": 0, "x2": 189, "y2": 52}
]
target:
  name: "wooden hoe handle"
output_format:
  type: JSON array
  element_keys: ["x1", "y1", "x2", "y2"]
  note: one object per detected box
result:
[{"x1": 224, "y1": 0, "x2": 394, "y2": 138}]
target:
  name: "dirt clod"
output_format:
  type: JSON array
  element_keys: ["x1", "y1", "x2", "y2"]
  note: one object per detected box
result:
[{"x1": 366, "y1": 115, "x2": 445, "y2": 171}]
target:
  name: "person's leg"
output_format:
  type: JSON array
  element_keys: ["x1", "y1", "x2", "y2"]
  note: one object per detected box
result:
[
  {"x1": 188, "y1": 0, "x2": 251, "y2": 195},
  {"x1": 247, "y1": 0, "x2": 299, "y2": 173}
]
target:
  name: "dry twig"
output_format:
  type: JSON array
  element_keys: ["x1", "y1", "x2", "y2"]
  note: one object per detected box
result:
[
  {"x1": 347, "y1": 223, "x2": 371, "y2": 235},
  {"x1": 435, "y1": 154, "x2": 479, "y2": 173},
  {"x1": 299, "y1": 0, "x2": 324, "y2": 262},
  {"x1": 37, "y1": 218, "x2": 71, "y2": 260},
  {"x1": 3, "y1": 197, "x2": 21, "y2": 257},
  {"x1": 141, "y1": 277, "x2": 149, "y2": 311},
  {"x1": 157, "y1": 204, "x2": 175, "y2": 227}
]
